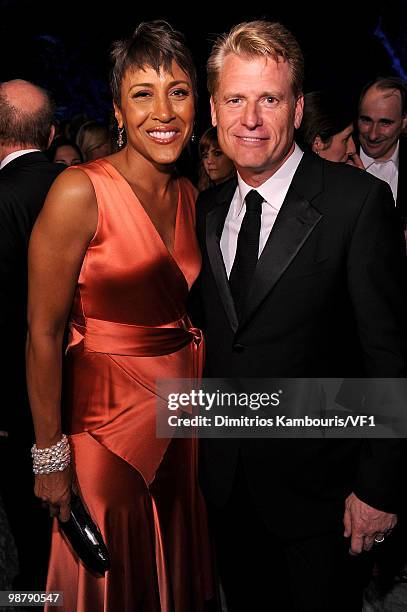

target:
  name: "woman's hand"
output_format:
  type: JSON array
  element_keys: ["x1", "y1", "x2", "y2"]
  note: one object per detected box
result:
[
  {"x1": 34, "y1": 466, "x2": 73, "y2": 522},
  {"x1": 347, "y1": 152, "x2": 365, "y2": 170}
]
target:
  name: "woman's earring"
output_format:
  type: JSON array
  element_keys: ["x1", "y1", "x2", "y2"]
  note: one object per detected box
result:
[
  {"x1": 190, "y1": 122, "x2": 196, "y2": 143},
  {"x1": 117, "y1": 126, "x2": 125, "y2": 149}
]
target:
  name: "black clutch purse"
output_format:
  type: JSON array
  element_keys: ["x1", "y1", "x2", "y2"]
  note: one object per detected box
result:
[{"x1": 59, "y1": 493, "x2": 110, "y2": 575}]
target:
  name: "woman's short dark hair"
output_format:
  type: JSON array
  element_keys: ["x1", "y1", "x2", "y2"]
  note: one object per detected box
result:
[
  {"x1": 297, "y1": 91, "x2": 355, "y2": 150},
  {"x1": 110, "y1": 20, "x2": 197, "y2": 107}
]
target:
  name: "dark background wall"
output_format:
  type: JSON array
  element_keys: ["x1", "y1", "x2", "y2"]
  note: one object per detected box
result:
[{"x1": 1, "y1": 0, "x2": 406, "y2": 135}]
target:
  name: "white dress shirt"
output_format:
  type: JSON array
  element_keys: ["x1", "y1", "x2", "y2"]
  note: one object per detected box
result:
[
  {"x1": 0, "y1": 149, "x2": 40, "y2": 170},
  {"x1": 360, "y1": 141, "x2": 399, "y2": 203},
  {"x1": 220, "y1": 143, "x2": 304, "y2": 277}
]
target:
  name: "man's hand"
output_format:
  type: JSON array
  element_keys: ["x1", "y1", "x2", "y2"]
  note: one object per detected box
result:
[{"x1": 343, "y1": 492, "x2": 397, "y2": 555}]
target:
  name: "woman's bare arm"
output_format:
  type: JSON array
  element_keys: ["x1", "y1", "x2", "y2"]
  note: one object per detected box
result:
[{"x1": 26, "y1": 168, "x2": 97, "y2": 520}]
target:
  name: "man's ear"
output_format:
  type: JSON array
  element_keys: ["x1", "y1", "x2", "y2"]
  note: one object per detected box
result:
[
  {"x1": 47, "y1": 124, "x2": 56, "y2": 149},
  {"x1": 210, "y1": 96, "x2": 217, "y2": 127},
  {"x1": 294, "y1": 94, "x2": 304, "y2": 130},
  {"x1": 402, "y1": 113, "x2": 407, "y2": 133},
  {"x1": 113, "y1": 102, "x2": 123, "y2": 129}
]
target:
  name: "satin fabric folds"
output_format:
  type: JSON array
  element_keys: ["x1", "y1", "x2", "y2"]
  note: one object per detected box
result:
[{"x1": 45, "y1": 159, "x2": 215, "y2": 611}]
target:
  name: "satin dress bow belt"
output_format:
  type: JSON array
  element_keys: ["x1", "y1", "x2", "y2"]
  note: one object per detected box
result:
[{"x1": 67, "y1": 314, "x2": 204, "y2": 372}]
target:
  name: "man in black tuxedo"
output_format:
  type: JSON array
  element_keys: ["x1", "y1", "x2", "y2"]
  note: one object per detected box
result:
[
  {"x1": 0, "y1": 79, "x2": 63, "y2": 588},
  {"x1": 193, "y1": 21, "x2": 407, "y2": 611},
  {"x1": 358, "y1": 76, "x2": 407, "y2": 216}
]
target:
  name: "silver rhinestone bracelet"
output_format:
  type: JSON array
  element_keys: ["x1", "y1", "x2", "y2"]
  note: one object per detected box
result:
[{"x1": 31, "y1": 434, "x2": 71, "y2": 474}]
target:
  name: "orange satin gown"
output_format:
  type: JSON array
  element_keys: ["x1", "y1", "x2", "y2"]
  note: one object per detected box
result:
[{"x1": 45, "y1": 159, "x2": 216, "y2": 611}]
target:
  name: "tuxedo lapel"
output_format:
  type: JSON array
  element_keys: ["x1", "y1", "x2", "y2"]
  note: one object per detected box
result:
[
  {"x1": 206, "y1": 179, "x2": 239, "y2": 332},
  {"x1": 239, "y1": 153, "x2": 324, "y2": 329}
]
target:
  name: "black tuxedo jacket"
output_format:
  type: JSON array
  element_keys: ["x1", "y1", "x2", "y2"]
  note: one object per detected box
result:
[
  {"x1": 0, "y1": 152, "x2": 63, "y2": 435},
  {"x1": 192, "y1": 152, "x2": 407, "y2": 538}
]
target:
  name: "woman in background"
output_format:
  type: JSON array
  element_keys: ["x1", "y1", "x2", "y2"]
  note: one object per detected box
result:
[
  {"x1": 198, "y1": 127, "x2": 235, "y2": 191},
  {"x1": 27, "y1": 21, "x2": 216, "y2": 612},
  {"x1": 47, "y1": 137, "x2": 83, "y2": 166},
  {"x1": 297, "y1": 90, "x2": 365, "y2": 168},
  {"x1": 75, "y1": 120, "x2": 111, "y2": 161}
]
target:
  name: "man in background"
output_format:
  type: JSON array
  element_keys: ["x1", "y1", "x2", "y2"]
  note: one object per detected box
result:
[
  {"x1": 358, "y1": 76, "x2": 407, "y2": 215},
  {"x1": 0, "y1": 79, "x2": 63, "y2": 589}
]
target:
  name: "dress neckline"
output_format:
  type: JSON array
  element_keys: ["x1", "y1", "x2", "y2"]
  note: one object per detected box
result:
[
  {"x1": 98, "y1": 158, "x2": 181, "y2": 260},
  {"x1": 96, "y1": 158, "x2": 197, "y2": 289}
]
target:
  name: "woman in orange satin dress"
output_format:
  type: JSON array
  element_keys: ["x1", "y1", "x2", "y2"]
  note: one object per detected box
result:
[{"x1": 26, "y1": 21, "x2": 216, "y2": 611}]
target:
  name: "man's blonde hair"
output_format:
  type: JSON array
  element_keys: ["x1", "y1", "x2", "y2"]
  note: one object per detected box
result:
[{"x1": 207, "y1": 20, "x2": 304, "y2": 99}]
